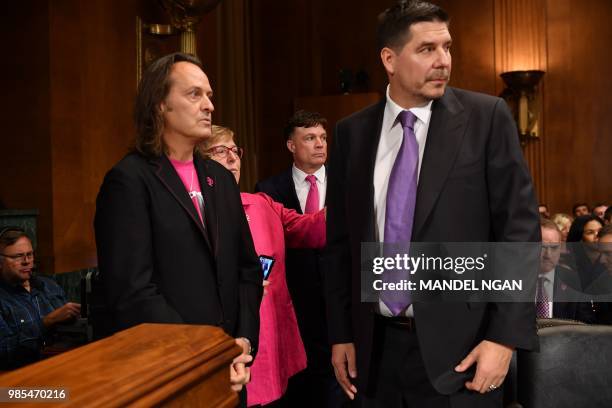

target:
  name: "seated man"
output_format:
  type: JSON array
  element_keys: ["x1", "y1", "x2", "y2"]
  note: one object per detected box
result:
[
  {"x1": 0, "y1": 227, "x2": 80, "y2": 369},
  {"x1": 592, "y1": 203, "x2": 608, "y2": 221},
  {"x1": 593, "y1": 224, "x2": 612, "y2": 324},
  {"x1": 538, "y1": 219, "x2": 595, "y2": 323}
]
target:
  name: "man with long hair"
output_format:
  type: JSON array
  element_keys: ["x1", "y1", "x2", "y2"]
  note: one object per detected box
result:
[{"x1": 94, "y1": 53, "x2": 262, "y2": 401}]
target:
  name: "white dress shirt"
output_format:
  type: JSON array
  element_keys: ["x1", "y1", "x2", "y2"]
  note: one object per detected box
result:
[
  {"x1": 374, "y1": 85, "x2": 432, "y2": 243},
  {"x1": 375, "y1": 86, "x2": 433, "y2": 317},
  {"x1": 292, "y1": 164, "x2": 327, "y2": 213}
]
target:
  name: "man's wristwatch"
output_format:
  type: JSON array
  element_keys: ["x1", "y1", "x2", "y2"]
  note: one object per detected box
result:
[{"x1": 238, "y1": 337, "x2": 252, "y2": 355}]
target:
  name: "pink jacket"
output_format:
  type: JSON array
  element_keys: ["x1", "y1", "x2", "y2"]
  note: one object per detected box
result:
[{"x1": 241, "y1": 192, "x2": 325, "y2": 406}]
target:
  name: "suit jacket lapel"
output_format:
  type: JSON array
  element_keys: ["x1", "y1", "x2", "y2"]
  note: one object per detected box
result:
[
  {"x1": 355, "y1": 99, "x2": 385, "y2": 243},
  {"x1": 281, "y1": 168, "x2": 303, "y2": 213},
  {"x1": 195, "y1": 154, "x2": 218, "y2": 258},
  {"x1": 151, "y1": 154, "x2": 213, "y2": 253},
  {"x1": 413, "y1": 88, "x2": 468, "y2": 239}
]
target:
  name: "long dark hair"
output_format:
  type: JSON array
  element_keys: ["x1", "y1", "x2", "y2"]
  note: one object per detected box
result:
[
  {"x1": 133, "y1": 52, "x2": 205, "y2": 157},
  {"x1": 567, "y1": 215, "x2": 604, "y2": 243}
]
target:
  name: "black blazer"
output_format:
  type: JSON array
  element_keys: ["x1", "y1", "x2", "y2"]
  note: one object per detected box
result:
[
  {"x1": 255, "y1": 168, "x2": 331, "y2": 356},
  {"x1": 323, "y1": 87, "x2": 541, "y2": 394},
  {"x1": 552, "y1": 267, "x2": 596, "y2": 323},
  {"x1": 255, "y1": 168, "x2": 301, "y2": 213},
  {"x1": 95, "y1": 152, "x2": 262, "y2": 353}
]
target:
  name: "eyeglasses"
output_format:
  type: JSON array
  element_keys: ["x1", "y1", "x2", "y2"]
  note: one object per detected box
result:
[
  {"x1": 207, "y1": 145, "x2": 244, "y2": 159},
  {"x1": 1, "y1": 251, "x2": 34, "y2": 262}
]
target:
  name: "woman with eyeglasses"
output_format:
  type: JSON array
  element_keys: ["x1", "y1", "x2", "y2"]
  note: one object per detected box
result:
[
  {"x1": 0, "y1": 228, "x2": 80, "y2": 369},
  {"x1": 200, "y1": 126, "x2": 325, "y2": 407}
]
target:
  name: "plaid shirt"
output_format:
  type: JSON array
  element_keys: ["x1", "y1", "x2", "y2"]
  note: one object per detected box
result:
[{"x1": 0, "y1": 276, "x2": 67, "y2": 369}]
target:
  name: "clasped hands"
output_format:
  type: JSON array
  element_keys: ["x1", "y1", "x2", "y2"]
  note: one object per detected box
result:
[
  {"x1": 331, "y1": 339, "x2": 513, "y2": 399},
  {"x1": 230, "y1": 337, "x2": 253, "y2": 392}
]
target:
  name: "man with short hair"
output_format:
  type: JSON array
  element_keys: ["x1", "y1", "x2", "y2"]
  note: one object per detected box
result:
[
  {"x1": 573, "y1": 203, "x2": 590, "y2": 218},
  {"x1": 538, "y1": 204, "x2": 550, "y2": 219},
  {"x1": 537, "y1": 219, "x2": 595, "y2": 323},
  {"x1": 256, "y1": 110, "x2": 344, "y2": 407},
  {"x1": 593, "y1": 225, "x2": 612, "y2": 324},
  {"x1": 598, "y1": 224, "x2": 612, "y2": 273},
  {"x1": 592, "y1": 203, "x2": 608, "y2": 220},
  {"x1": 0, "y1": 227, "x2": 81, "y2": 369},
  {"x1": 604, "y1": 207, "x2": 612, "y2": 225},
  {"x1": 94, "y1": 53, "x2": 262, "y2": 399},
  {"x1": 324, "y1": 1, "x2": 540, "y2": 406}
]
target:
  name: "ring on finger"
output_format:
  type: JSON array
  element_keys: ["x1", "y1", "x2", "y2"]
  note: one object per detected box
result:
[{"x1": 488, "y1": 384, "x2": 497, "y2": 391}]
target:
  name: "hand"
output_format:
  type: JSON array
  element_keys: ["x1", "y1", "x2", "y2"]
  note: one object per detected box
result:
[
  {"x1": 331, "y1": 343, "x2": 358, "y2": 400},
  {"x1": 455, "y1": 340, "x2": 513, "y2": 393},
  {"x1": 230, "y1": 339, "x2": 253, "y2": 392},
  {"x1": 43, "y1": 302, "x2": 81, "y2": 328},
  {"x1": 263, "y1": 279, "x2": 270, "y2": 297}
]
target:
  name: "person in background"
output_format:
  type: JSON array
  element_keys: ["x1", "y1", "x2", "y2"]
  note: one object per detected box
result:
[
  {"x1": 538, "y1": 204, "x2": 550, "y2": 219},
  {"x1": 0, "y1": 227, "x2": 80, "y2": 369},
  {"x1": 600, "y1": 225, "x2": 612, "y2": 268},
  {"x1": 201, "y1": 125, "x2": 326, "y2": 407},
  {"x1": 572, "y1": 203, "x2": 590, "y2": 218},
  {"x1": 256, "y1": 110, "x2": 343, "y2": 407},
  {"x1": 568, "y1": 215, "x2": 604, "y2": 245},
  {"x1": 565, "y1": 215, "x2": 605, "y2": 291},
  {"x1": 592, "y1": 203, "x2": 608, "y2": 220},
  {"x1": 595, "y1": 225, "x2": 612, "y2": 324},
  {"x1": 604, "y1": 207, "x2": 612, "y2": 225},
  {"x1": 537, "y1": 219, "x2": 595, "y2": 323},
  {"x1": 551, "y1": 213, "x2": 573, "y2": 243}
]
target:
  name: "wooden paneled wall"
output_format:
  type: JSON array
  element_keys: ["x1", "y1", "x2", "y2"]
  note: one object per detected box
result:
[
  {"x1": 1, "y1": 0, "x2": 610, "y2": 274},
  {"x1": 544, "y1": 0, "x2": 612, "y2": 214},
  {"x1": 0, "y1": 0, "x2": 219, "y2": 273},
  {"x1": 494, "y1": 0, "x2": 549, "y2": 204},
  {"x1": 1, "y1": 0, "x2": 53, "y2": 271},
  {"x1": 252, "y1": 0, "x2": 611, "y2": 213}
]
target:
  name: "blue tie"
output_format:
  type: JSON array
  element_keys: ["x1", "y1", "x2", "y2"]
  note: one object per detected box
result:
[{"x1": 381, "y1": 110, "x2": 419, "y2": 315}]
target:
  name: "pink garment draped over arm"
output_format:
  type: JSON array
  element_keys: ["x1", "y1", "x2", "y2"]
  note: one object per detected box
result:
[{"x1": 256, "y1": 192, "x2": 326, "y2": 249}]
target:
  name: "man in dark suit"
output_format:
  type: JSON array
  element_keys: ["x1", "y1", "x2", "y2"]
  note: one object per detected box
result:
[
  {"x1": 256, "y1": 110, "x2": 344, "y2": 407},
  {"x1": 538, "y1": 219, "x2": 595, "y2": 323},
  {"x1": 94, "y1": 53, "x2": 262, "y2": 397},
  {"x1": 323, "y1": 1, "x2": 540, "y2": 407}
]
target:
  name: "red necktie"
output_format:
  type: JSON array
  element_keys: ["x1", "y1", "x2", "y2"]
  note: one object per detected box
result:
[
  {"x1": 536, "y1": 276, "x2": 551, "y2": 318},
  {"x1": 305, "y1": 175, "x2": 319, "y2": 214}
]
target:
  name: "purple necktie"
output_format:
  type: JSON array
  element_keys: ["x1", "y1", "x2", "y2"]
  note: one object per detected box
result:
[
  {"x1": 536, "y1": 276, "x2": 551, "y2": 318},
  {"x1": 305, "y1": 175, "x2": 319, "y2": 214},
  {"x1": 381, "y1": 110, "x2": 419, "y2": 315}
]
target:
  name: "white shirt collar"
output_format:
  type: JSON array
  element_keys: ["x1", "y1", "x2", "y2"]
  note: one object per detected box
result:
[
  {"x1": 384, "y1": 85, "x2": 433, "y2": 132},
  {"x1": 292, "y1": 164, "x2": 326, "y2": 184},
  {"x1": 539, "y1": 268, "x2": 555, "y2": 279}
]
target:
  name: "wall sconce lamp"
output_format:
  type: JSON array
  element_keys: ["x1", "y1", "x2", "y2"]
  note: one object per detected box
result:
[
  {"x1": 159, "y1": 0, "x2": 222, "y2": 55},
  {"x1": 136, "y1": 0, "x2": 221, "y2": 86},
  {"x1": 500, "y1": 70, "x2": 545, "y2": 146}
]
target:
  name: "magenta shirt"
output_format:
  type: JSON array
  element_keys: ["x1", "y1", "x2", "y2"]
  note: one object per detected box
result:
[{"x1": 169, "y1": 158, "x2": 204, "y2": 223}]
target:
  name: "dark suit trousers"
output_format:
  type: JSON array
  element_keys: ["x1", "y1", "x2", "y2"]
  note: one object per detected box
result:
[{"x1": 356, "y1": 316, "x2": 502, "y2": 408}]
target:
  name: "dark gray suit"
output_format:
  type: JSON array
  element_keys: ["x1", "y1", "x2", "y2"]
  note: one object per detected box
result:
[
  {"x1": 95, "y1": 152, "x2": 263, "y2": 353},
  {"x1": 256, "y1": 166, "x2": 344, "y2": 407},
  {"x1": 324, "y1": 87, "x2": 540, "y2": 405}
]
